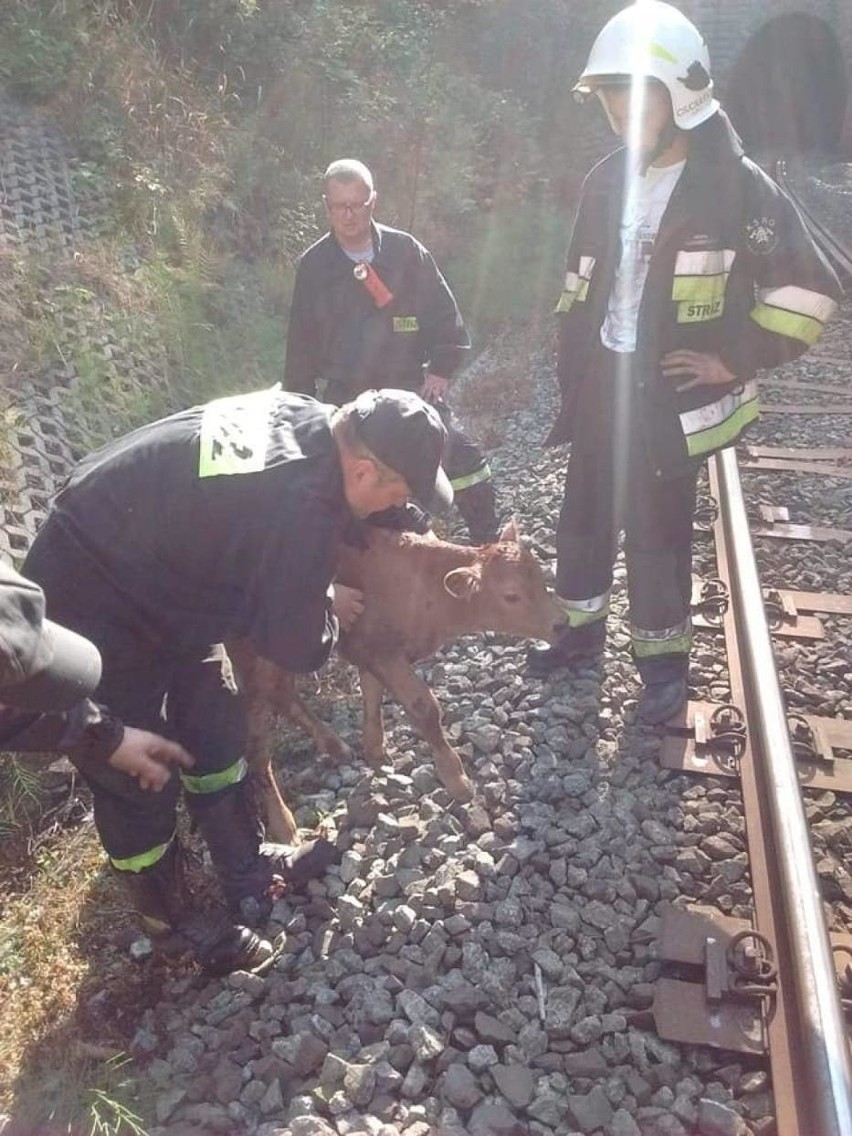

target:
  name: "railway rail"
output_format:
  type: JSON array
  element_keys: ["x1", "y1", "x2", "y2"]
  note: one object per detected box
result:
[{"x1": 649, "y1": 162, "x2": 852, "y2": 1135}]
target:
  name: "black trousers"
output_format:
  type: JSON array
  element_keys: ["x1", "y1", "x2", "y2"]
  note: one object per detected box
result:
[
  {"x1": 24, "y1": 529, "x2": 247, "y2": 866},
  {"x1": 554, "y1": 347, "x2": 697, "y2": 683}
]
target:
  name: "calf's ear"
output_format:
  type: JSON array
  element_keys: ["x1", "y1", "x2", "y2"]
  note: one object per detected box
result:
[
  {"x1": 499, "y1": 516, "x2": 520, "y2": 543},
  {"x1": 443, "y1": 565, "x2": 481, "y2": 600}
]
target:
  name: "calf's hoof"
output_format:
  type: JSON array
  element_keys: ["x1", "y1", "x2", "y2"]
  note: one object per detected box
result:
[
  {"x1": 435, "y1": 758, "x2": 474, "y2": 803},
  {"x1": 363, "y1": 745, "x2": 387, "y2": 769}
]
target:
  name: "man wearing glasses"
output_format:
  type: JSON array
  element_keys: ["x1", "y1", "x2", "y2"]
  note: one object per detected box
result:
[{"x1": 285, "y1": 158, "x2": 500, "y2": 545}]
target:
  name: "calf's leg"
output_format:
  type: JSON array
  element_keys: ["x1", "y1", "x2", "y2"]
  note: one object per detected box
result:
[
  {"x1": 244, "y1": 695, "x2": 300, "y2": 845},
  {"x1": 363, "y1": 658, "x2": 473, "y2": 803},
  {"x1": 280, "y1": 679, "x2": 353, "y2": 764},
  {"x1": 359, "y1": 667, "x2": 387, "y2": 767}
]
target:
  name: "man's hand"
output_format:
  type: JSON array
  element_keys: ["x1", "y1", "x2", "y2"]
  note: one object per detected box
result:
[
  {"x1": 107, "y1": 727, "x2": 194, "y2": 791},
  {"x1": 332, "y1": 584, "x2": 365, "y2": 632},
  {"x1": 661, "y1": 351, "x2": 736, "y2": 393},
  {"x1": 422, "y1": 373, "x2": 450, "y2": 401}
]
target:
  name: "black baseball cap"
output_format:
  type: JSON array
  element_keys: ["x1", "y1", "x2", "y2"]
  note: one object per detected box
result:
[
  {"x1": 0, "y1": 562, "x2": 102, "y2": 712},
  {"x1": 351, "y1": 389, "x2": 453, "y2": 512}
]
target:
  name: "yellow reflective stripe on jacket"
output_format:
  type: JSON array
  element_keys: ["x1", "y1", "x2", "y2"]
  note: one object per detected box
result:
[
  {"x1": 555, "y1": 590, "x2": 609, "y2": 628},
  {"x1": 450, "y1": 464, "x2": 491, "y2": 492},
  {"x1": 198, "y1": 386, "x2": 278, "y2": 478},
  {"x1": 671, "y1": 275, "x2": 728, "y2": 304},
  {"x1": 554, "y1": 257, "x2": 595, "y2": 314},
  {"x1": 631, "y1": 618, "x2": 692, "y2": 658},
  {"x1": 680, "y1": 381, "x2": 760, "y2": 457},
  {"x1": 110, "y1": 839, "x2": 173, "y2": 874},
  {"x1": 181, "y1": 757, "x2": 248, "y2": 796},
  {"x1": 750, "y1": 284, "x2": 837, "y2": 346}
]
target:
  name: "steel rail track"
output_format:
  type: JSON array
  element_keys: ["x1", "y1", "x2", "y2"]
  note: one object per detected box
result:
[
  {"x1": 710, "y1": 451, "x2": 851, "y2": 1136},
  {"x1": 776, "y1": 158, "x2": 852, "y2": 286},
  {"x1": 653, "y1": 158, "x2": 852, "y2": 1135}
]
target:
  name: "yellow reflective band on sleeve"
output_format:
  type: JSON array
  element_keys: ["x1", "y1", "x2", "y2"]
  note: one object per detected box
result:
[
  {"x1": 181, "y1": 757, "x2": 248, "y2": 796},
  {"x1": 682, "y1": 391, "x2": 760, "y2": 457},
  {"x1": 110, "y1": 839, "x2": 173, "y2": 874},
  {"x1": 555, "y1": 591, "x2": 610, "y2": 628},
  {"x1": 750, "y1": 284, "x2": 836, "y2": 345},
  {"x1": 554, "y1": 258, "x2": 595, "y2": 314},
  {"x1": 750, "y1": 304, "x2": 825, "y2": 346},
  {"x1": 198, "y1": 386, "x2": 278, "y2": 478},
  {"x1": 757, "y1": 284, "x2": 837, "y2": 322},
  {"x1": 450, "y1": 464, "x2": 492, "y2": 491},
  {"x1": 392, "y1": 316, "x2": 419, "y2": 333}
]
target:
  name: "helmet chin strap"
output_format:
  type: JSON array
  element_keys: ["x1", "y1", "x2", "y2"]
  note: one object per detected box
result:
[{"x1": 639, "y1": 119, "x2": 682, "y2": 174}]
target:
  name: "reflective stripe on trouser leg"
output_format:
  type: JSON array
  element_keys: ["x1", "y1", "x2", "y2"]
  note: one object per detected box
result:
[
  {"x1": 111, "y1": 836, "x2": 176, "y2": 874},
  {"x1": 554, "y1": 590, "x2": 610, "y2": 628},
  {"x1": 631, "y1": 617, "x2": 692, "y2": 684},
  {"x1": 631, "y1": 617, "x2": 693, "y2": 658},
  {"x1": 441, "y1": 412, "x2": 491, "y2": 488},
  {"x1": 181, "y1": 757, "x2": 248, "y2": 796},
  {"x1": 450, "y1": 463, "x2": 492, "y2": 492}
]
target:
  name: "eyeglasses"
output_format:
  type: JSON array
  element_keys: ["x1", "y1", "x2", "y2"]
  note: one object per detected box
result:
[{"x1": 324, "y1": 194, "x2": 375, "y2": 216}]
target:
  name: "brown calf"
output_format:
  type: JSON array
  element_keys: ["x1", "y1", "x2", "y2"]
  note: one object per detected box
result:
[{"x1": 234, "y1": 519, "x2": 564, "y2": 842}]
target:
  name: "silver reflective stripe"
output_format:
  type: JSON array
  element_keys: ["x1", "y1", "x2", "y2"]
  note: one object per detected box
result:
[
  {"x1": 562, "y1": 257, "x2": 596, "y2": 295},
  {"x1": 679, "y1": 380, "x2": 758, "y2": 439},
  {"x1": 755, "y1": 284, "x2": 836, "y2": 323},
  {"x1": 556, "y1": 256, "x2": 596, "y2": 314},
  {"x1": 674, "y1": 249, "x2": 736, "y2": 276},
  {"x1": 555, "y1": 590, "x2": 609, "y2": 627},
  {"x1": 632, "y1": 617, "x2": 692, "y2": 657}
]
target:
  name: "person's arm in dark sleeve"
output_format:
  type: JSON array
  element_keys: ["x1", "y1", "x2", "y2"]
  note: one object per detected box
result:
[
  {"x1": 284, "y1": 259, "x2": 322, "y2": 398},
  {"x1": 0, "y1": 701, "x2": 194, "y2": 789},
  {"x1": 554, "y1": 195, "x2": 594, "y2": 394},
  {"x1": 0, "y1": 698, "x2": 123, "y2": 761},
  {"x1": 249, "y1": 522, "x2": 340, "y2": 673},
  {"x1": 718, "y1": 170, "x2": 841, "y2": 379},
  {"x1": 415, "y1": 244, "x2": 471, "y2": 380}
]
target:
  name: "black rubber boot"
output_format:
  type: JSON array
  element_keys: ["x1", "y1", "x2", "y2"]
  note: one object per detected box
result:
[
  {"x1": 527, "y1": 619, "x2": 607, "y2": 677},
  {"x1": 118, "y1": 840, "x2": 281, "y2": 975},
  {"x1": 188, "y1": 782, "x2": 339, "y2": 925},
  {"x1": 637, "y1": 676, "x2": 688, "y2": 725},
  {"x1": 454, "y1": 479, "x2": 500, "y2": 545}
]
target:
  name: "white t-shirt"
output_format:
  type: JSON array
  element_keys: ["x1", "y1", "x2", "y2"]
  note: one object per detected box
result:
[{"x1": 600, "y1": 159, "x2": 686, "y2": 353}]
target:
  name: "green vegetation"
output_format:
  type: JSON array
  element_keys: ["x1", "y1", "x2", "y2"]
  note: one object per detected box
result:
[{"x1": 0, "y1": 0, "x2": 592, "y2": 446}]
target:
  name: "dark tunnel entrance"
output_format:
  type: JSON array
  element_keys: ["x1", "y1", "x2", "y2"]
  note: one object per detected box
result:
[{"x1": 726, "y1": 14, "x2": 847, "y2": 154}]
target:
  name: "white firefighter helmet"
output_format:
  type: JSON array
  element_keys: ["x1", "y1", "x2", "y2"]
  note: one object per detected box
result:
[{"x1": 573, "y1": 1, "x2": 719, "y2": 130}]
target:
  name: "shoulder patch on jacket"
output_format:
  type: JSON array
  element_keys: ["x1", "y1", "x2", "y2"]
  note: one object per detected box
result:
[{"x1": 745, "y1": 216, "x2": 778, "y2": 255}]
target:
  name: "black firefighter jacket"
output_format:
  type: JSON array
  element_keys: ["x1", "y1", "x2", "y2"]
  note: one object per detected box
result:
[
  {"x1": 547, "y1": 110, "x2": 841, "y2": 479},
  {"x1": 285, "y1": 221, "x2": 469, "y2": 400}
]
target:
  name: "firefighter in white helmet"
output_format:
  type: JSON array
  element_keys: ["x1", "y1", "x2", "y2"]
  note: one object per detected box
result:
[{"x1": 529, "y1": 1, "x2": 840, "y2": 725}]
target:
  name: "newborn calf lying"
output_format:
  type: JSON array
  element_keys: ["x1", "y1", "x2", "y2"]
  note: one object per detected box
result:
[{"x1": 233, "y1": 519, "x2": 563, "y2": 842}]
